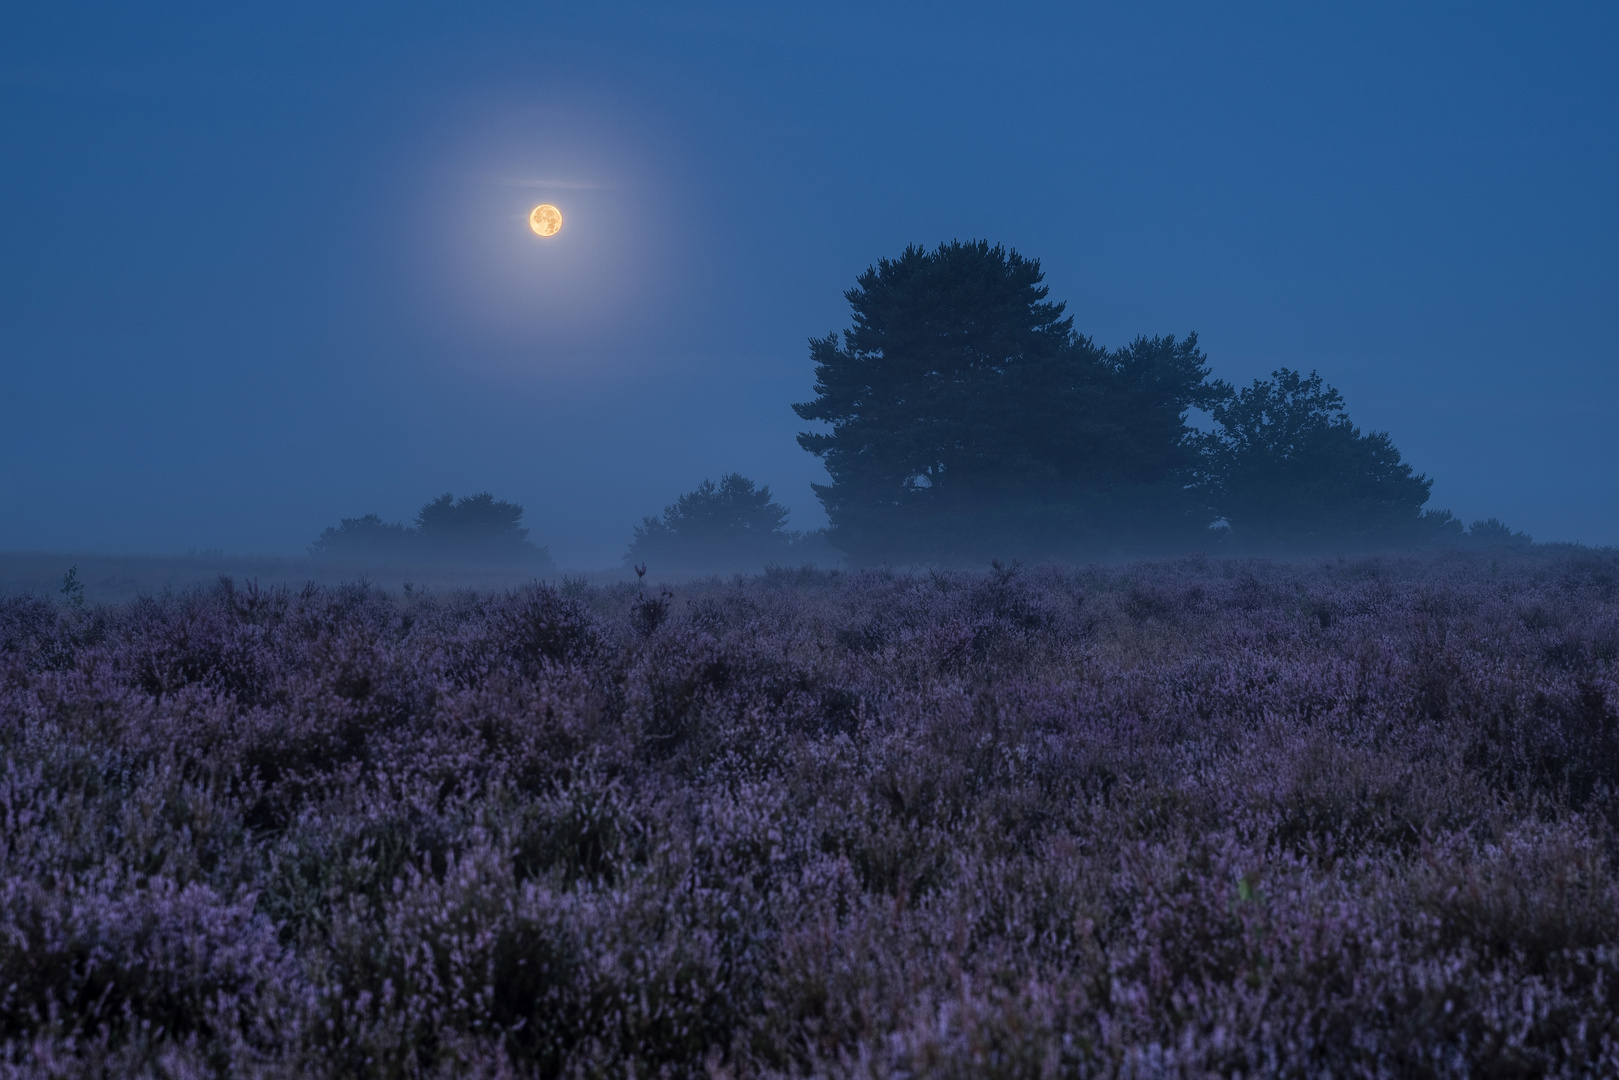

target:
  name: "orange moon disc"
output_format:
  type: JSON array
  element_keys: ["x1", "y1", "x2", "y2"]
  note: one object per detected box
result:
[{"x1": 529, "y1": 204, "x2": 563, "y2": 236}]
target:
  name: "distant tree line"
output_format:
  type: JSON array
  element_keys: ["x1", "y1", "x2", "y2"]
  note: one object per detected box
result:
[
  {"x1": 792, "y1": 240, "x2": 1532, "y2": 564},
  {"x1": 312, "y1": 492, "x2": 554, "y2": 570},
  {"x1": 315, "y1": 242, "x2": 1533, "y2": 574}
]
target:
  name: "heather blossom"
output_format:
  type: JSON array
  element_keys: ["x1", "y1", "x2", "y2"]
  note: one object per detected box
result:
[{"x1": 1, "y1": 550, "x2": 1617, "y2": 1077}]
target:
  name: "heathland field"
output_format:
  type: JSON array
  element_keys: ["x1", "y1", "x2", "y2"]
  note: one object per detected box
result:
[{"x1": 3, "y1": 550, "x2": 1618, "y2": 1077}]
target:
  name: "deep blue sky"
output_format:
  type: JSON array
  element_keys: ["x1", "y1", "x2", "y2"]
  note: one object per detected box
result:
[{"x1": 3, "y1": 2, "x2": 1615, "y2": 566}]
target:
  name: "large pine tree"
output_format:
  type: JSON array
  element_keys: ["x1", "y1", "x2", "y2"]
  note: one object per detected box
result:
[{"x1": 795, "y1": 241, "x2": 1215, "y2": 563}]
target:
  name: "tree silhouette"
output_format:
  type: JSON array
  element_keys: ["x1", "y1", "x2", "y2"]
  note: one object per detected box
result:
[
  {"x1": 795, "y1": 241, "x2": 1216, "y2": 563},
  {"x1": 625, "y1": 474, "x2": 797, "y2": 573},
  {"x1": 414, "y1": 492, "x2": 540, "y2": 563},
  {"x1": 1467, "y1": 517, "x2": 1532, "y2": 547},
  {"x1": 311, "y1": 493, "x2": 553, "y2": 568},
  {"x1": 1203, "y1": 369, "x2": 1434, "y2": 550},
  {"x1": 309, "y1": 513, "x2": 416, "y2": 561}
]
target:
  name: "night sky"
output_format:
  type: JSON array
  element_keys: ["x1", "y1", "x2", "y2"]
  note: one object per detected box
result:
[{"x1": 3, "y1": 3, "x2": 1615, "y2": 567}]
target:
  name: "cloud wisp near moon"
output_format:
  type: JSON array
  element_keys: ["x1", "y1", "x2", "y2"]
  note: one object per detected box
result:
[{"x1": 473, "y1": 174, "x2": 627, "y2": 190}]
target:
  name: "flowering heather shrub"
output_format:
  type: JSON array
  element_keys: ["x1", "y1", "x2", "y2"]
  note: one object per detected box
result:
[{"x1": 2, "y1": 551, "x2": 1618, "y2": 1078}]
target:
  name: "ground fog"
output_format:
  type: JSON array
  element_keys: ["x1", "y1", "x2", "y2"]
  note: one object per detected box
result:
[{"x1": 2, "y1": 550, "x2": 1618, "y2": 1077}]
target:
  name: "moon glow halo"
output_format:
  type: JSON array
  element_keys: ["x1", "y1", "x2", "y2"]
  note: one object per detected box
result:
[{"x1": 529, "y1": 204, "x2": 563, "y2": 237}]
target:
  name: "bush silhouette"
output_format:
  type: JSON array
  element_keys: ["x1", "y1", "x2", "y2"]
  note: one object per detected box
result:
[
  {"x1": 312, "y1": 493, "x2": 554, "y2": 569},
  {"x1": 310, "y1": 513, "x2": 416, "y2": 561},
  {"x1": 625, "y1": 474, "x2": 802, "y2": 573},
  {"x1": 415, "y1": 492, "x2": 543, "y2": 564},
  {"x1": 1468, "y1": 517, "x2": 1533, "y2": 547}
]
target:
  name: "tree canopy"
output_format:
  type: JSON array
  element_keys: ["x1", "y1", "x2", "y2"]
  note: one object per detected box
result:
[
  {"x1": 309, "y1": 513, "x2": 416, "y2": 562},
  {"x1": 1202, "y1": 369, "x2": 1436, "y2": 550},
  {"x1": 311, "y1": 492, "x2": 553, "y2": 568},
  {"x1": 794, "y1": 239, "x2": 1505, "y2": 563},
  {"x1": 795, "y1": 241, "x2": 1216, "y2": 563},
  {"x1": 1465, "y1": 517, "x2": 1533, "y2": 547},
  {"x1": 625, "y1": 473, "x2": 805, "y2": 573},
  {"x1": 414, "y1": 492, "x2": 537, "y2": 562}
]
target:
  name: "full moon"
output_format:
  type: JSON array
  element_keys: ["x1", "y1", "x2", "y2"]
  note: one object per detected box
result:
[{"x1": 529, "y1": 204, "x2": 563, "y2": 237}]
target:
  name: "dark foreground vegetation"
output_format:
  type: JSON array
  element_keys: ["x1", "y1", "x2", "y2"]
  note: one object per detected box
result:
[{"x1": 3, "y1": 549, "x2": 1618, "y2": 1077}]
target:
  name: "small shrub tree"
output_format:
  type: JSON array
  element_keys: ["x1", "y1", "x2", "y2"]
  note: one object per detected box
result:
[
  {"x1": 1467, "y1": 517, "x2": 1532, "y2": 547},
  {"x1": 625, "y1": 474, "x2": 798, "y2": 573},
  {"x1": 310, "y1": 513, "x2": 417, "y2": 561},
  {"x1": 59, "y1": 565, "x2": 85, "y2": 608},
  {"x1": 415, "y1": 492, "x2": 546, "y2": 565},
  {"x1": 310, "y1": 494, "x2": 554, "y2": 569}
]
